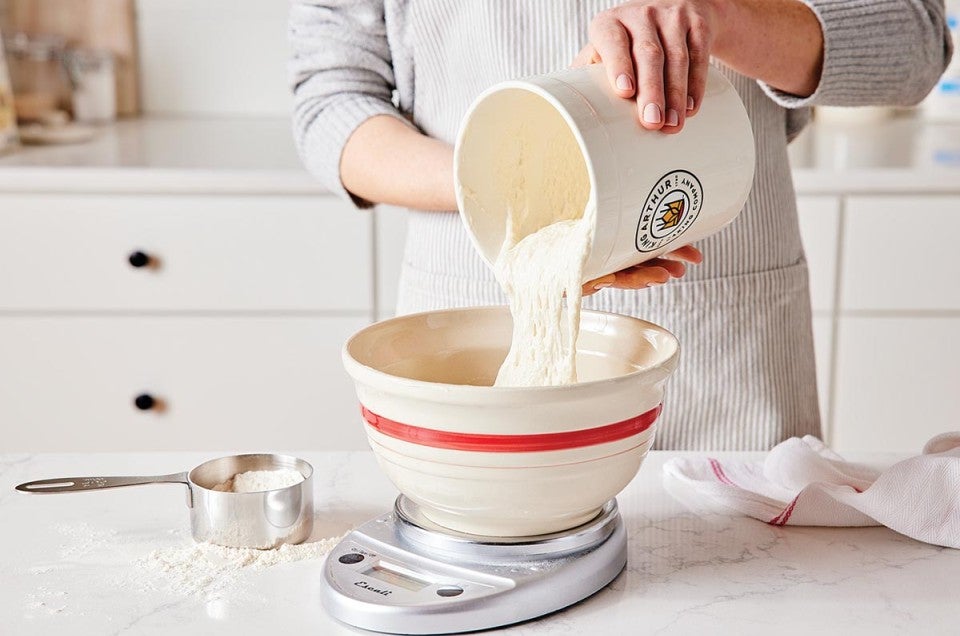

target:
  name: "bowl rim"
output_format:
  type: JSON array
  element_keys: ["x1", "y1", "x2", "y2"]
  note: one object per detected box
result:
[{"x1": 342, "y1": 306, "x2": 679, "y2": 398}]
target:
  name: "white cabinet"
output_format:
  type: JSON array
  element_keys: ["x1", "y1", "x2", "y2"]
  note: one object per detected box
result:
[
  {"x1": 796, "y1": 193, "x2": 960, "y2": 451},
  {"x1": 825, "y1": 195, "x2": 960, "y2": 452},
  {"x1": 0, "y1": 316, "x2": 369, "y2": 452},
  {"x1": 0, "y1": 194, "x2": 372, "y2": 311},
  {"x1": 842, "y1": 196, "x2": 960, "y2": 311},
  {"x1": 833, "y1": 317, "x2": 960, "y2": 453},
  {"x1": 0, "y1": 193, "x2": 374, "y2": 452}
]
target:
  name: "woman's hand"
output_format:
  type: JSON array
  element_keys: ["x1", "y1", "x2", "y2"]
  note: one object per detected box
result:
[
  {"x1": 573, "y1": 0, "x2": 721, "y2": 134},
  {"x1": 574, "y1": 0, "x2": 824, "y2": 131},
  {"x1": 582, "y1": 244, "x2": 702, "y2": 296}
]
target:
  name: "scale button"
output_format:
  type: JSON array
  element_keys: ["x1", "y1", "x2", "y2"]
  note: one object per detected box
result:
[
  {"x1": 436, "y1": 586, "x2": 464, "y2": 597},
  {"x1": 338, "y1": 553, "x2": 365, "y2": 564}
]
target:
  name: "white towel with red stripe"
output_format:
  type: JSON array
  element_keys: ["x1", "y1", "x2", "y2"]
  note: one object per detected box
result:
[{"x1": 662, "y1": 432, "x2": 960, "y2": 549}]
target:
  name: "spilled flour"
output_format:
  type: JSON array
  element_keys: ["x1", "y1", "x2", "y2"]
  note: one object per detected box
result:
[
  {"x1": 26, "y1": 521, "x2": 342, "y2": 609},
  {"x1": 491, "y1": 111, "x2": 595, "y2": 387},
  {"x1": 137, "y1": 534, "x2": 342, "y2": 599}
]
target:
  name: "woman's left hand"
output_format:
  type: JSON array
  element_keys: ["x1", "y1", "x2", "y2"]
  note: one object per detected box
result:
[
  {"x1": 582, "y1": 244, "x2": 702, "y2": 296},
  {"x1": 572, "y1": 0, "x2": 721, "y2": 134}
]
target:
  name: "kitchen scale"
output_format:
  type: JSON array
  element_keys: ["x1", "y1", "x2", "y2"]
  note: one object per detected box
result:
[{"x1": 321, "y1": 495, "x2": 626, "y2": 634}]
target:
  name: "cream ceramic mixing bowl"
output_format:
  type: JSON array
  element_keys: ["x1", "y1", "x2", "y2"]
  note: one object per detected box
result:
[{"x1": 342, "y1": 306, "x2": 679, "y2": 537}]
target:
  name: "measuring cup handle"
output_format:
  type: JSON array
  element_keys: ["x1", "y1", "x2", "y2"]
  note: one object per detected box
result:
[{"x1": 15, "y1": 472, "x2": 189, "y2": 494}]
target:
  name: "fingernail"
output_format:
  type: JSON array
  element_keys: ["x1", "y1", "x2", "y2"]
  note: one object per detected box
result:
[
  {"x1": 687, "y1": 96, "x2": 695, "y2": 111},
  {"x1": 616, "y1": 73, "x2": 634, "y2": 92},
  {"x1": 642, "y1": 103, "x2": 662, "y2": 125},
  {"x1": 646, "y1": 281, "x2": 665, "y2": 288},
  {"x1": 593, "y1": 282, "x2": 613, "y2": 291},
  {"x1": 666, "y1": 109, "x2": 679, "y2": 127}
]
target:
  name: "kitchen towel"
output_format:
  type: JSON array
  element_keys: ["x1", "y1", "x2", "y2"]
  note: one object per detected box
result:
[{"x1": 663, "y1": 432, "x2": 960, "y2": 549}]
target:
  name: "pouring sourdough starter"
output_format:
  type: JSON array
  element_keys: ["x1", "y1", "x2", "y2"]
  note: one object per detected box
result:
[
  {"x1": 492, "y1": 123, "x2": 595, "y2": 387},
  {"x1": 456, "y1": 65, "x2": 755, "y2": 391}
]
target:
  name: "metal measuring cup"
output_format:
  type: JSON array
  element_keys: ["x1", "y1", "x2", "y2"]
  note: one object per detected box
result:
[{"x1": 15, "y1": 453, "x2": 313, "y2": 549}]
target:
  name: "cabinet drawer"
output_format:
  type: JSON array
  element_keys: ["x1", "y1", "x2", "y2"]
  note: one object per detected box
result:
[
  {"x1": 0, "y1": 317, "x2": 371, "y2": 452},
  {"x1": 842, "y1": 196, "x2": 960, "y2": 311},
  {"x1": 833, "y1": 317, "x2": 960, "y2": 453},
  {"x1": 0, "y1": 194, "x2": 372, "y2": 311},
  {"x1": 796, "y1": 196, "x2": 840, "y2": 313}
]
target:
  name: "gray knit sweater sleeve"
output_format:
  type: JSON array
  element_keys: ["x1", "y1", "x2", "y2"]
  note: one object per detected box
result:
[
  {"x1": 761, "y1": 0, "x2": 954, "y2": 108},
  {"x1": 288, "y1": 0, "x2": 410, "y2": 205}
]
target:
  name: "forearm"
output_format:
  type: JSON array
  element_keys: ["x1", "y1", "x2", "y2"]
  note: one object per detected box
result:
[
  {"x1": 341, "y1": 115, "x2": 457, "y2": 211},
  {"x1": 711, "y1": 0, "x2": 824, "y2": 97}
]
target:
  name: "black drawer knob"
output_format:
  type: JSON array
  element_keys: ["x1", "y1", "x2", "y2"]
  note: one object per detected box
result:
[
  {"x1": 128, "y1": 251, "x2": 151, "y2": 268},
  {"x1": 134, "y1": 394, "x2": 156, "y2": 411}
]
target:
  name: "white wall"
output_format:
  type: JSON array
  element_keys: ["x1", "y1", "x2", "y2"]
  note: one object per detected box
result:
[{"x1": 136, "y1": 0, "x2": 291, "y2": 116}]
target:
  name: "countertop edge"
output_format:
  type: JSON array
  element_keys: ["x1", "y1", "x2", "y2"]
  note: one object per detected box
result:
[
  {"x1": 1, "y1": 166, "x2": 958, "y2": 196},
  {"x1": 790, "y1": 168, "x2": 960, "y2": 195},
  {"x1": 0, "y1": 167, "x2": 328, "y2": 196}
]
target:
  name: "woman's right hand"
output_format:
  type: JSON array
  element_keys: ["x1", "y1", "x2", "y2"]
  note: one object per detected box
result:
[
  {"x1": 572, "y1": 0, "x2": 722, "y2": 135},
  {"x1": 573, "y1": 0, "x2": 824, "y2": 134}
]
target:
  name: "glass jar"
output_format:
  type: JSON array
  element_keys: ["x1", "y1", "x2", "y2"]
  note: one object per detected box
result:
[
  {"x1": 2, "y1": 32, "x2": 70, "y2": 120},
  {"x1": 65, "y1": 48, "x2": 116, "y2": 123},
  {"x1": 0, "y1": 29, "x2": 19, "y2": 153}
]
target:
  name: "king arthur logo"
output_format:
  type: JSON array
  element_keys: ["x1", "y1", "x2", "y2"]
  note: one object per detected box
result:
[{"x1": 635, "y1": 170, "x2": 703, "y2": 253}]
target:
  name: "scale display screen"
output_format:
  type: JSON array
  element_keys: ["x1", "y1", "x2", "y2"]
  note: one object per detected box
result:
[{"x1": 362, "y1": 563, "x2": 431, "y2": 592}]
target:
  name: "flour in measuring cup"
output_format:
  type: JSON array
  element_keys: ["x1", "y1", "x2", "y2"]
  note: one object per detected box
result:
[{"x1": 212, "y1": 469, "x2": 304, "y2": 493}]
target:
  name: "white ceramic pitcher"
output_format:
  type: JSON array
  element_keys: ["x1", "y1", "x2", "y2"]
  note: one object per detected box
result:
[{"x1": 455, "y1": 64, "x2": 755, "y2": 282}]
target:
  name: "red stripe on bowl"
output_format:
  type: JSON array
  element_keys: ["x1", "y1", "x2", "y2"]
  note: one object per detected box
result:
[{"x1": 360, "y1": 404, "x2": 661, "y2": 452}]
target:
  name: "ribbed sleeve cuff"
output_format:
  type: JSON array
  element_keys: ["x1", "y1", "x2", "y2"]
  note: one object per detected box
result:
[
  {"x1": 757, "y1": 0, "x2": 843, "y2": 108},
  {"x1": 758, "y1": 0, "x2": 947, "y2": 109},
  {"x1": 297, "y1": 95, "x2": 413, "y2": 209}
]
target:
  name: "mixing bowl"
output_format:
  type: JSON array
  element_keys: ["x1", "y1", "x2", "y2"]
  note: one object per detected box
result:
[{"x1": 342, "y1": 306, "x2": 679, "y2": 537}]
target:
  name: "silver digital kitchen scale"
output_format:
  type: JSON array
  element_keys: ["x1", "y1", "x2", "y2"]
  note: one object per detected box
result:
[{"x1": 321, "y1": 496, "x2": 626, "y2": 634}]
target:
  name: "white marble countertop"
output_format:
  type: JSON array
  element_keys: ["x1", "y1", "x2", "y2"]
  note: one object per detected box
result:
[
  {"x1": 0, "y1": 115, "x2": 959, "y2": 196},
  {"x1": 0, "y1": 118, "x2": 323, "y2": 195},
  {"x1": 2, "y1": 450, "x2": 957, "y2": 635}
]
